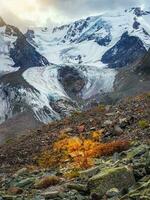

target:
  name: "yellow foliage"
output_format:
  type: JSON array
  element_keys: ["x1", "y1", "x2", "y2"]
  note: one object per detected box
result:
[
  {"x1": 38, "y1": 134, "x2": 129, "y2": 170},
  {"x1": 91, "y1": 129, "x2": 104, "y2": 141},
  {"x1": 53, "y1": 136, "x2": 100, "y2": 169},
  {"x1": 38, "y1": 150, "x2": 59, "y2": 169},
  {"x1": 64, "y1": 169, "x2": 79, "y2": 180}
]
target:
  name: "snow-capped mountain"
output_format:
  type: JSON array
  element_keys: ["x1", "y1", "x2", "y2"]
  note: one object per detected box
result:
[{"x1": 0, "y1": 7, "x2": 150, "y2": 126}]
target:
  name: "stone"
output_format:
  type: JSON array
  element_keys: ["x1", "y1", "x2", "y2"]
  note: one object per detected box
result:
[
  {"x1": 91, "y1": 193, "x2": 100, "y2": 200},
  {"x1": 64, "y1": 190, "x2": 87, "y2": 200},
  {"x1": 105, "y1": 105, "x2": 111, "y2": 112},
  {"x1": 90, "y1": 127, "x2": 96, "y2": 131},
  {"x1": 7, "y1": 187, "x2": 23, "y2": 195},
  {"x1": 113, "y1": 152, "x2": 120, "y2": 162},
  {"x1": 104, "y1": 120, "x2": 113, "y2": 126},
  {"x1": 1, "y1": 195, "x2": 16, "y2": 200},
  {"x1": 15, "y1": 178, "x2": 34, "y2": 188},
  {"x1": 42, "y1": 191, "x2": 59, "y2": 199},
  {"x1": 60, "y1": 127, "x2": 73, "y2": 135},
  {"x1": 77, "y1": 125, "x2": 85, "y2": 133},
  {"x1": 127, "y1": 177, "x2": 150, "y2": 200},
  {"x1": 79, "y1": 166, "x2": 100, "y2": 179},
  {"x1": 67, "y1": 183, "x2": 87, "y2": 192},
  {"x1": 119, "y1": 118, "x2": 127, "y2": 124},
  {"x1": 114, "y1": 125, "x2": 123, "y2": 135},
  {"x1": 106, "y1": 188, "x2": 120, "y2": 198},
  {"x1": 88, "y1": 167, "x2": 135, "y2": 197},
  {"x1": 105, "y1": 112, "x2": 115, "y2": 116},
  {"x1": 13, "y1": 168, "x2": 28, "y2": 178},
  {"x1": 127, "y1": 144, "x2": 149, "y2": 159}
]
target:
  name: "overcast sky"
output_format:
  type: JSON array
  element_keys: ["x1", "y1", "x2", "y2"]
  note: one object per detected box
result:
[{"x1": 0, "y1": 0, "x2": 149, "y2": 30}]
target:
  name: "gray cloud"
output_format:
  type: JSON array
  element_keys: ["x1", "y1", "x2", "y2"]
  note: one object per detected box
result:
[
  {"x1": 37, "y1": 0, "x2": 148, "y2": 19},
  {"x1": 0, "y1": 0, "x2": 149, "y2": 29}
]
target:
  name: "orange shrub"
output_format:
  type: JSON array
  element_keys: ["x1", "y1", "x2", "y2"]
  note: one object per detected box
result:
[
  {"x1": 53, "y1": 137, "x2": 101, "y2": 169},
  {"x1": 91, "y1": 129, "x2": 104, "y2": 141},
  {"x1": 38, "y1": 134, "x2": 129, "y2": 170},
  {"x1": 34, "y1": 176, "x2": 60, "y2": 189},
  {"x1": 98, "y1": 140, "x2": 130, "y2": 156},
  {"x1": 38, "y1": 150, "x2": 60, "y2": 168}
]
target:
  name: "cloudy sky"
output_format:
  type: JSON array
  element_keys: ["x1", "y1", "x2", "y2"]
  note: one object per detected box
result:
[{"x1": 0, "y1": 0, "x2": 149, "y2": 30}]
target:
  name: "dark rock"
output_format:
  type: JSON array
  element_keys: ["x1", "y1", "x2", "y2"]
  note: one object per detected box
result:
[
  {"x1": 42, "y1": 191, "x2": 59, "y2": 199},
  {"x1": 58, "y1": 66, "x2": 86, "y2": 98},
  {"x1": 88, "y1": 167, "x2": 135, "y2": 197},
  {"x1": 67, "y1": 183, "x2": 87, "y2": 192},
  {"x1": 13, "y1": 168, "x2": 28, "y2": 178},
  {"x1": 79, "y1": 166, "x2": 100, "y2": 179},
  {"x1": 95, "y1": 34, "x2": 111, "y2": 46},
  {"x1": 106, "y1": 188, "x2": 120, "y2": 198},
  {"x1": 113, "y1": 125, "x2": 124, "y2": 135},
  {"x1": 10, "y1": 34, "x2": 49, "y2": 68},
  {"x1": 14, "y1": 178, "x2": 35, "y2": 188},
  {"x1": 133, "y1": 19, "x2": 140, "y2": 29},
  {"x1": 5, "y1": 25, "x2": 22, "y2": 37},
  {"x1": 131, "y1": 7, "x2": 150, "y2": 17},
  {"x1": 101, "y1": 32, "x2": 147, "y2": 68}
]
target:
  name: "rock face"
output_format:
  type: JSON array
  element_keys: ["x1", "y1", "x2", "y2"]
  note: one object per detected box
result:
[
  {"x1": 101, "y1": 32, "x2": 147, "y2": 68},
  {"x1": 58, "y1": 66, "x2": 86, "y2": 98},
  {"x1": 53, "y1": 16, "x2": 112, "y2": 46},
  {"x1": 137, "y1": 48, "x2": 150, "y2": 73},
  {"x1": 88, "y1": 167, "x2": 135, "y2": 196},
  {"x1": 10, "y1": 34, "x2": 49, "y2": 68},
  {"x1": 131, "y1": 7, "x2": 150, "y2": 17},
  {"x1": 0, "y1": 21, "x2": 50, "y2": 69}
]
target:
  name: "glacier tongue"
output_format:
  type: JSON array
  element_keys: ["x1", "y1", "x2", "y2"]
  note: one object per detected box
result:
[
  {"x1": 23, "y1": 64, "x2": 70, "y2": 101},
  {"x1": 23, "y1": 65, "x2": 74, "y2": 123}
]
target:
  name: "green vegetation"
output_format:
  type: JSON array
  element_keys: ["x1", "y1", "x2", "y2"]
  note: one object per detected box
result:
[{"x1": 138, "y1": 120, "x2": 149, "y2": 129}]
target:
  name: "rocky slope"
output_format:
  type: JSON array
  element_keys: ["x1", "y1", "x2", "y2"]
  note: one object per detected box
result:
[{"x1": 0, "y1": 94, "x2": 149, "y2": 199}]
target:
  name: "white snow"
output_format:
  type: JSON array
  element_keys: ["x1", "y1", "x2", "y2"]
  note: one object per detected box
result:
[
  {"x1": 23, "y1": 65, "x2": 72, "y2": 123},
  {"x1": 23, "y1": 64, "x2": 70, "y2": 100},
  {"x1": 23, "y1": 7, "x2": 150, "y2": 109},
  {"x1": 0, "y1": 26, "x2": 19, "y2": 76}
]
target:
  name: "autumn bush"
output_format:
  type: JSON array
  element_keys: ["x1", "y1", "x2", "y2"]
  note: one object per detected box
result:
[
  {"x1": 64, "y1": 169, "x2": 80, "y2": 180},
  {"x1": 34, "y1": 176, "x2": 60, "y2": 189},
  {"x1": 38, "y1": 150, "x2": 61, "y2": 169},
  {"x1": 38, "y1": 133, "x2": 129, "y2": 170},
  {"x1": 97, "y1": 140, "x2": 130, "y2": 156},
  {"x1": 91, "y1": 130, "x2": 104, "y2": 141}
]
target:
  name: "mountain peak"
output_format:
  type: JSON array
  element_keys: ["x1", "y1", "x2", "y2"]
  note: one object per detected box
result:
[
  {"x1": 129, "y1": 7, "x2": 150, "y2": 16},
  {"x1": 0, "y1": 17, "x2": 6, "y2": 27}
]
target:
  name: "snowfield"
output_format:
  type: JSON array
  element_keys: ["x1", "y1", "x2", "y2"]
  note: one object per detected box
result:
[{"x1": 0, "y1": 27, "x2": 19, "y2": 76}]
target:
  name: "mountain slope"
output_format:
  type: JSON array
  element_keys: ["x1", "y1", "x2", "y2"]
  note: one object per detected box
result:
[
  {"x1": 0, "y1": 94, "x2": 149, "y2": 199},
  {"x1": 0, "y1": 7, "x2": 150, "y2": 134}
]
